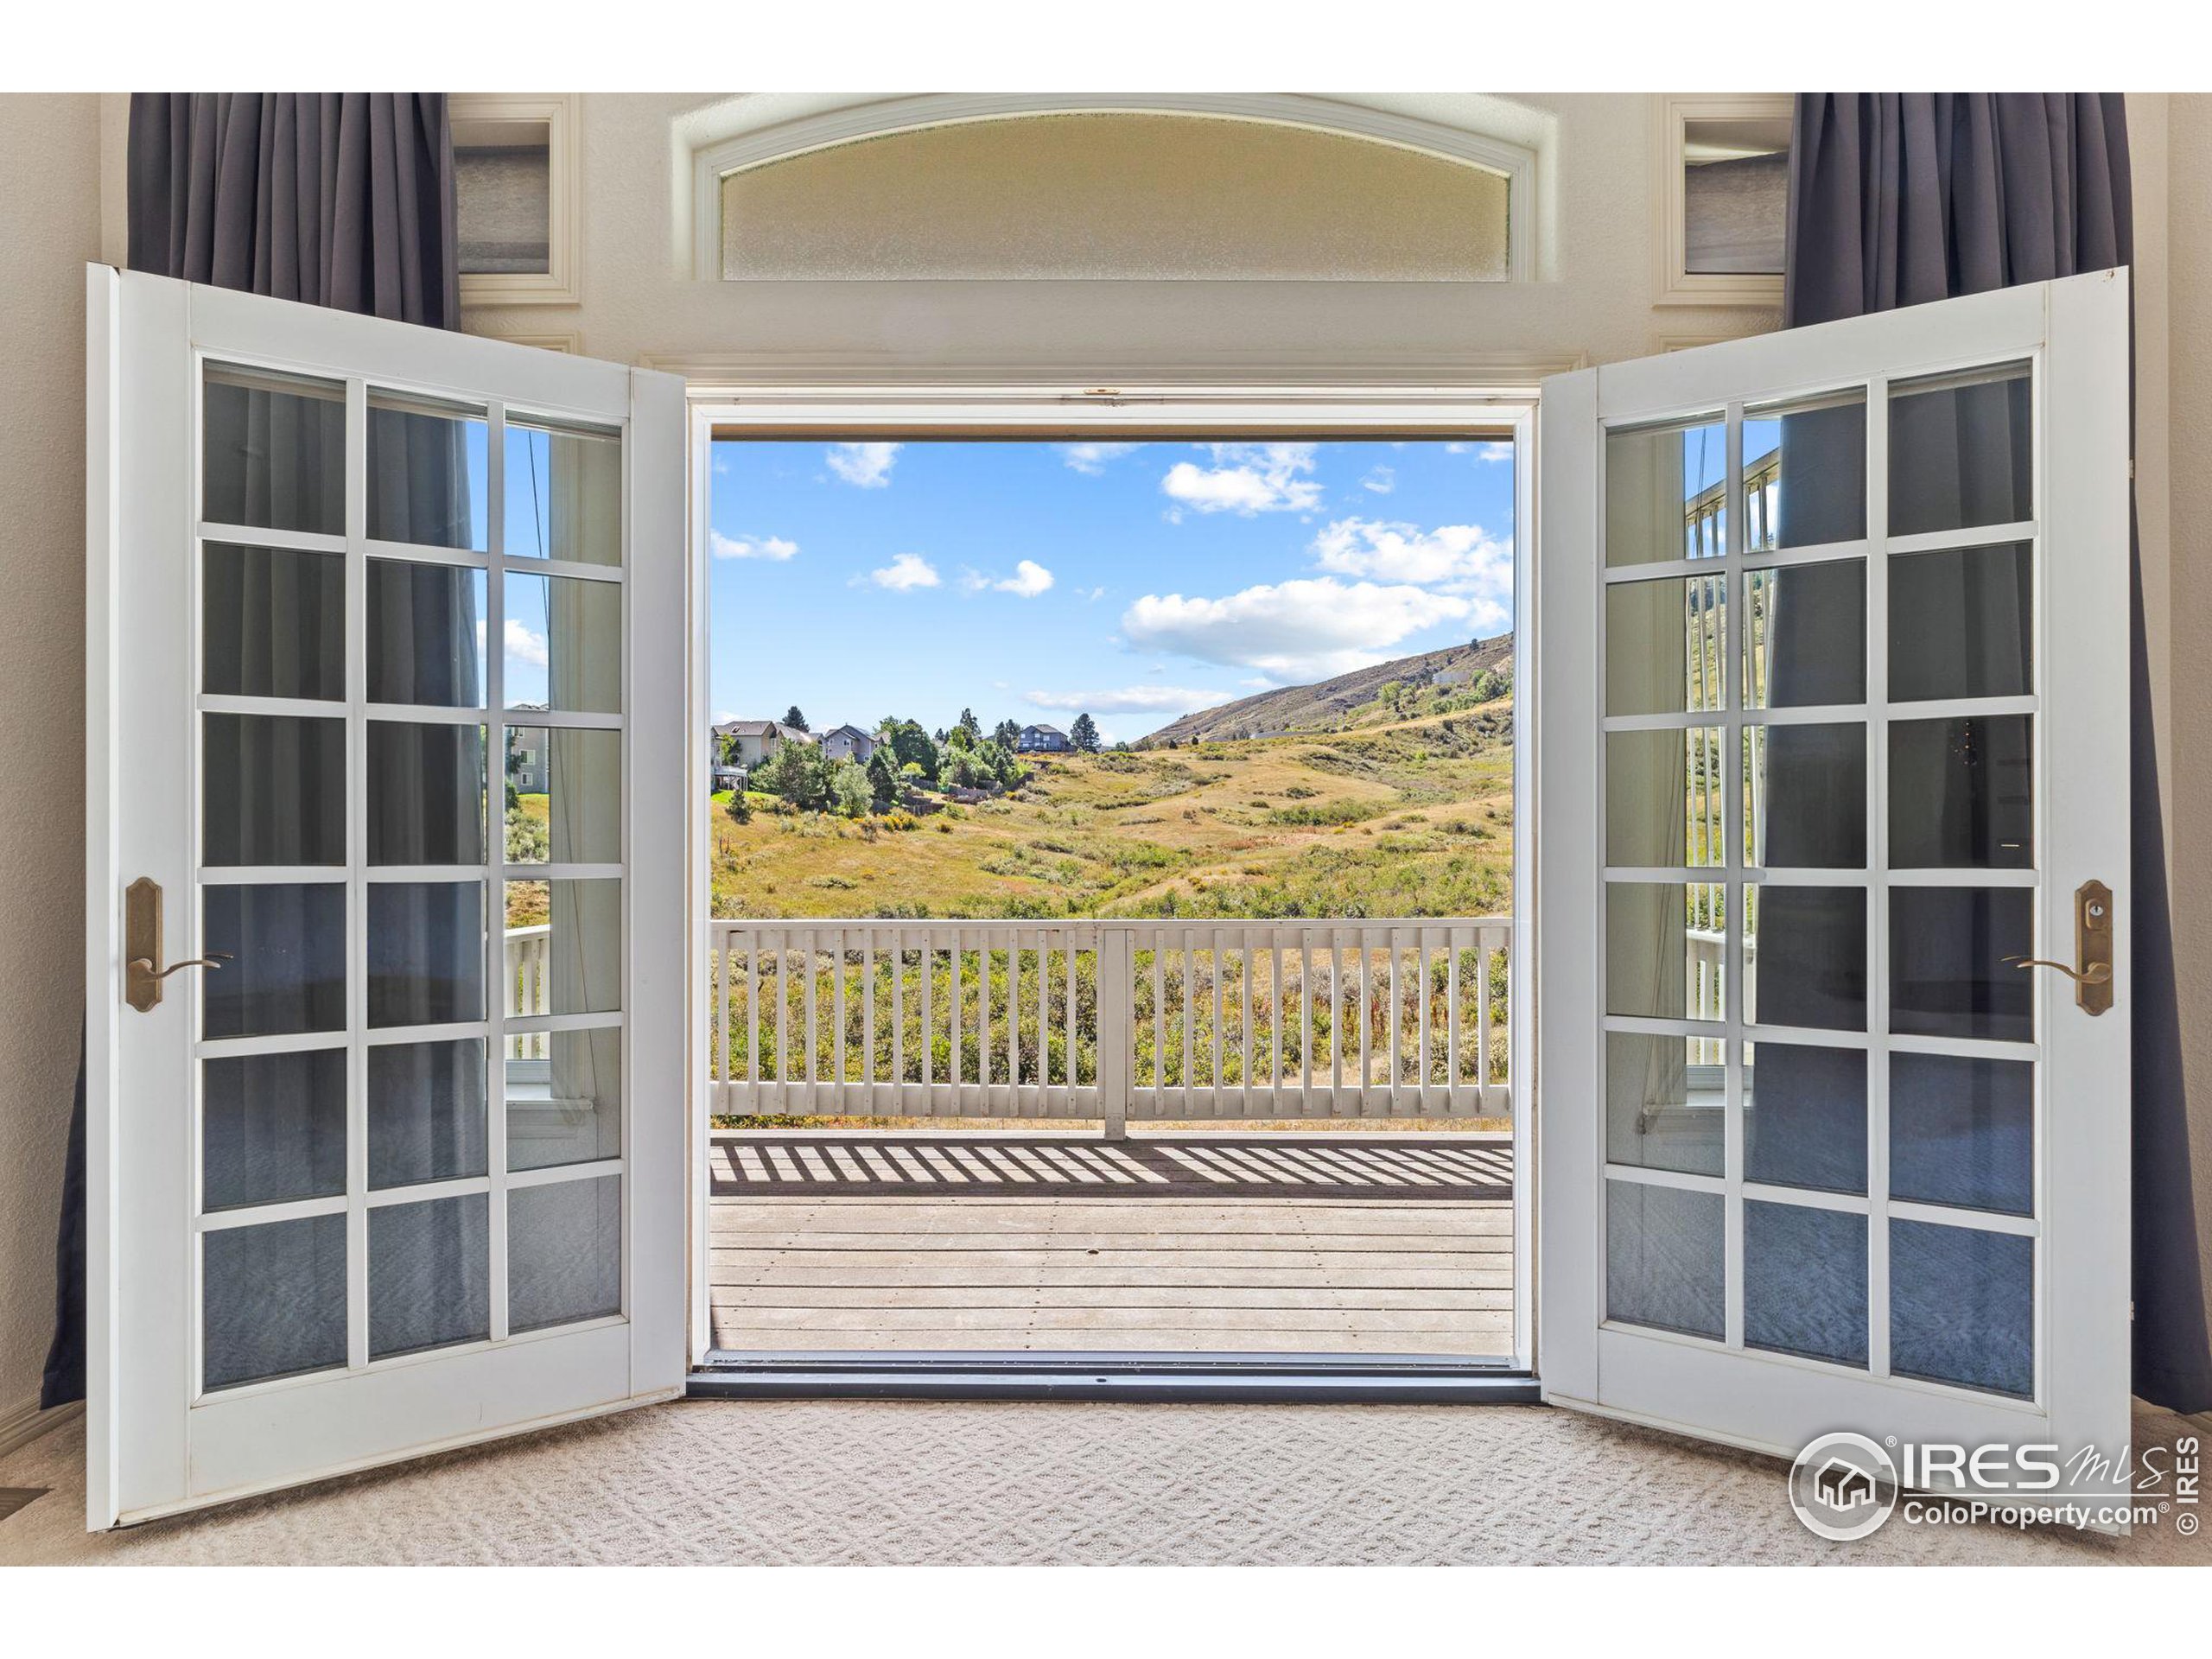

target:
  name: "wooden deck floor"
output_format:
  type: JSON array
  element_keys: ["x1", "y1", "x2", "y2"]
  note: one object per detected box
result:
[{"x1": 708, "y1": 1133, "x2": 1516, "y2": 1357}]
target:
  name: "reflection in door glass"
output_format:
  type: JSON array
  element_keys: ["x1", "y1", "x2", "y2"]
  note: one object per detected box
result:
[
  {"x1": 202, "y1": 365, "x2": 346, "y2": 537},
  {"x1": 1605, "y1": 417, "x2": 1726, "y2": 567},
  {"x1": 1606, "y1": 575, "x2": 1726, "y2": 715},
  {"x1": 1890, "y1": 543, "x2": 2032, "y2": 702},
  {"x1": 202, "y1": 1214, "x2": 347, "y2": 1391},
  {"x1": 1606, "y1": 1179, "x2": 1724, "y2": 1339},
  {"x1": 1745, "y1": 1200, "x2": 1867, "y2": 1367},
  {"x1": 367, "y1": 392, "x2": 488, "y2": 551},
  {"x1": 1889, "y1": 364, "x2": 2032, "y2": 538},
  {"x1": 1744, "y1": 391, "x2": 1866, "y2": 551}
]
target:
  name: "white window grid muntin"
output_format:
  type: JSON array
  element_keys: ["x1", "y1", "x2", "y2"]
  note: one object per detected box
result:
[
  {"x1": 187, "y1": 353, "x2": 632, "y2": 1402},
  {"x1": 1592, "y1": 359, "x2": 2049, "y2": 1402}
]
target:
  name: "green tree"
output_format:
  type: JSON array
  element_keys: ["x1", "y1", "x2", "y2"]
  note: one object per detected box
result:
[
  {"x1": 883, "y1": 720, "x2": 939, "y2": 780},
  {"x1": 828, "y1": 758, "x2": 873, "y2": 819},
  {"x1": 956, "y1": 707, "x2": 982, "y2": 742},
  {"x1": 782, "y1": 704, "x2": 809, "y2": 733},
  {"x1": 992, "y1": 718, "x2": 1021, "y2": 750},
  {"x1": 756, "y1": 739, "x2": 831, "y2": 810},
  {"x1": 1069, "y1": 712, "x2": 1101, "y2": 753},
  {"x1": 866, "y1": 747, "x2": 900, "y2": 808}
]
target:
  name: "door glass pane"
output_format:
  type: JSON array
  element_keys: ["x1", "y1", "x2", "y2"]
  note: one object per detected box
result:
[
  {"x1": 1889, "y1": 363, "x2": 2032, "y2": 538},
  {"x1": 203, "y1": 714, "x2": 346, "y2": 867},
  {"x1": 367, "y1": 880, "x2": 486, "y2": 1027},
  {"x1": 1745, "y1": 887, "x2": 1866, "y2": 1032},
  {"x1": 1890, "y1": 887, "x2": 2033, "y2": 1043},
  {"x1": 1605, "y1": 728, "x2": 1722, "y2": 868},
  {"x1": 1605, "y1": 1032, "x2": 1722, "y2": 1177},
  {"x1": 1889, "y1": 543, "x2": 2032, "y2": 702},
  {"x1": 1605, "y1": 881, "x2": 1727, "y2": 1023},
  {"x1": 505, "y1": 727, "x2": 621, "y2": 866},
  {"x1": 509, "y1": 1174, "x2": 621, "y2": 1332},
  {"x1": 202, "y1": 1214, "x2": 347, "y2": 1391},
  {"x1": 1605, "y1": 416, "x2": 1726, "y2": 567},
  {"x1": 504, "y1": 573, "x2": 620, "y2": 713},
  {"x1": 1891, "y1": 1219, "x2": 2033, "y2": 1397},
  {"x1": 367, "y1": 560, "x2": 489, "y2": 708},
  {"x1": 509, "y1": 1027, "x2": 622, "y2": 1173},
  {"x1": 1605, "y1": 1179, "x2": 1723, "y2": 1340},
  {"x1": 1889, "y1": 715, "x2": 2032, "y2": 869},
  {"x1": 1744, "y1": 391, "x2": 1866, "y2": 551},
  {"x1": 505, "y1": 879, "x2": 621, "y2": 1017},
  {"x1": 367, "y1": 393, "x2": 487, "y2": 550},
  {"x1": 202, "y1": 365, "x2": 346, "y2": 537},
  {"x1": 201, "y1": 1050, "x2": 347, "y2": 1212},
  {"x1": 1891, "y1": 1052, "x2": 2034, "y2": 1217},
  {"x1": 367, "y1": 721, "x2": 487, "y2": 867},
  {"x1": 203, "y1": 543, "x2": 346, "y2": 700},
  {"x1": 1745, "y1": 1040, "x2": 1867, "y2": 1194},
  {"x1": 1743, "y1": 560, "x2": 1865, "y2": 708},
  {"x1": 201, "y1": 883, "x2": 346, "y2": 1039},
  {"x1": 505, "y1": 418, "x2": 622, "y2": 567},
  {"x1": 1745, "y1": 724, "x2": 1866, "y2": 868},
  {"x1": 1606, "y1": 575, "x2": 1725, "y2": 715},
  {"x1": 368, "y1": 1039, "x2": 488, "y2": 1189},
  {"x1": 369, "y1": 1194, "x2": 490, "y2": 1360},
  {"x1": 1745, "y1": 1201, "x2": 1867, "y2": 1367}
]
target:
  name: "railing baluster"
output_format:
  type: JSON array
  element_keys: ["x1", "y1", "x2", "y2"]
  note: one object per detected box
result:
[
  {"x1": 713, "y1": 925, "x2": 729, "y2": 1114},
  {"x1": 1478, "y1": 928, "x2": 1495, "y2": 1115},
  {"x1": 832, "y1": 925, "x2": 848, "y2": 1102},
  {"x1": 892, "y1": 928, "x2": 906, "y2": 1107},
  {"x1": 1240, "y1": 928, "x2": 1255, "y2": 1118},
  {"x1": 1270, "y1": 937, "x2": 1285, "y2": 1103},
  {"x1": 862, "y1": 930, "x2": 876, "y2": 1108},
  {"x1": 1447, "y1": 926, "x2": 1463, "y2": 1116},
  {"x1": 1210, "y1": 926, "x2": 1225, "y2": 1120},
  {"x1": 1008, "y1": 931, "x2": 1021, "y2": 1107},
  {"x1": 1065, "y1": 928, "x2": 1078, "y2": 1097},
  {"x1": 1151, "y1": 934, "x2": 1166, "y2": 1099},
  {"x1": 1417, "y1": 925, "x2": 1432, "y2": 1115},
  {"x1": 1300, "y1": 927, "x2": 1313, "y2": 1117},
  {"x1": 1180, "y1": 926, "x2": 1195, "y2": 1119},
  {"x1": 1037, "y1": 929, "x2": 1049, "y2": 1109},
  {"x1": 803, "y1": 927, "x2": 818, "y2": 1106},
  {"x1": 920, "y1": 931, "x2": 933, "y2": 1103}
]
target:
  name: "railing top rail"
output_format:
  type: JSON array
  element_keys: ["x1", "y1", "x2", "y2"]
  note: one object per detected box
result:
[{"x1": 706, "y1": 914, "x2": 1515, "y2": 934}]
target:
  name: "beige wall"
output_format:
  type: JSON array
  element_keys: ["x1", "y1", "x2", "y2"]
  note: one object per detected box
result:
[
  {"x1": 0, "y1": 93, "x2": 103, "y2": 1426},
  {"x1": 0, "y1": 92, "x2": 2206, "y2": 1436}
]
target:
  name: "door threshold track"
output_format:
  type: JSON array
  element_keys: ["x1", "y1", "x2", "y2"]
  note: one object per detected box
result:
[{"x1": 689, "y1": 1349, "x2": 1541, "y2": 1404}]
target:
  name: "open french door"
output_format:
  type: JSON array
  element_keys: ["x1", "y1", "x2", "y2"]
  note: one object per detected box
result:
[
  {"x1": 1535, "y1": 271, "x2": 2133, "y2": 1503},
  {"x1": 84, "y1": 268, "x2": 690, "y2": 1527}
]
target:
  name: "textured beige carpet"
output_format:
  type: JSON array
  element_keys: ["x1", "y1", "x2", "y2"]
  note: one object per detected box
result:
[{"x1": 2, "y1": 1398, "x2": 2206, "y2": 1566}]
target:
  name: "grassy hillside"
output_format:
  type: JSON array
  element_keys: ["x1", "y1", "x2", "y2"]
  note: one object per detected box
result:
[
  {"x1": 1141, "y1": 632, "x2": 1512, "y2": 747},
  {"x1": 710, "y1": 702, "x2": 1513, "y2": 922}
]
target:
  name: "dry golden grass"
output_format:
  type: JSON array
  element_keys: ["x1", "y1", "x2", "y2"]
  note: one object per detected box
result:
[{"x1": 709, "y1": 702, "x2": 1514, "y2": 922}]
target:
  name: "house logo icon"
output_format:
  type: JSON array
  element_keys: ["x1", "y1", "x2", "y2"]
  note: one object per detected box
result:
[{"x1": 1789, "y1": 1432, "x2": 1900, "y2": 1541}]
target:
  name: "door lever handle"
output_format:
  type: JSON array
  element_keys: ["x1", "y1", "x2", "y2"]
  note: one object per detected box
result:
[
  {"x1": 2005, "y1": 956, "x2": 2112, "y2": 987},
  {"x1": 2001, "y1": 879, "x2": 2115, "y2": 1016},
  {"x1": 122, "y1": 876, "x2": 234, "y2": 1013},
  {"x1": 127, "y1": 952, "x2": 232, "y2": 982}
]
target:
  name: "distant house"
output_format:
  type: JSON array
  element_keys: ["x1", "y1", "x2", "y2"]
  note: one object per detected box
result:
[
  {"x1": 1016, "y1": 723, "x2": 1072, "y2": 753},
  {"x1": 507, "y1": 715, "x2": 550, "y2": 794},
  {"x1": 715, "y1": 718, "x2": 814, "y2": 767},
  {"x1": 819, "y1": 723, "x2": 880, "y2": 765},
  {"x1": 710, "y1": 763, "x2": 746, "y2": 795}
]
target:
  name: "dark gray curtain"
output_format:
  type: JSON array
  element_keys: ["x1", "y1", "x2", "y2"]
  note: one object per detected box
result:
[
  {"x1": 46, "y1": 94, "x2": 463, "y2": 1409},
  {"x1": 1784, "y1": 93, "x2": 2209, "y2": 1412},
  {"x1": 128, "y1": 93, "x2": 460, "y2": 326}
]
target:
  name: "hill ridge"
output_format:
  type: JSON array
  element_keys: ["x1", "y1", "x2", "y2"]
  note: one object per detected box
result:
[{"x1": 1143, "y1": 633, "x2": 1513, "y2": 746}]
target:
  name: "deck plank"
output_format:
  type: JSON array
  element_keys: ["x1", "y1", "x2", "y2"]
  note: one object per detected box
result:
[{"x1": 710, "y1": 1135, "x2": 1516, "y2": 1357}]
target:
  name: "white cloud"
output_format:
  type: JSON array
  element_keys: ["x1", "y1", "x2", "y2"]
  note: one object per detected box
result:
[
  {"x1": 1057, "y1": 442, "x2": 1142, "y2": 475},
  {"x1": 1026, "y1": 685, "x2": 1233, "y2": 714},
  {"x1": 1081, "y1": 585, "x2": 1107, "y2": 602},
  {"x1": 1121, "y1": 577, "x2": 1471, "y2": 681},
  {"x1": 861, "y1": 552, "x2": 940, "y2": 591},
  {"x1": 993, "y1": 559, "x2": 1054, "y2": 598},
  {"x1": 504, "y1": 618, "x2": 550, "y2": 669},
  {"x1": 1309, "y1": 517, "x2": 1514, "y2": 632},
  {"x1": 1360, "y1": 465, "x2": 1395, "y2": 494},
  {"x1": 826, "y1": 442, "x2": 902, "y2": 487},
  {"x1": 710, "y1": 531, "x2": 798, "y2": 562},
  {"x1": 1160, "y1": 442, "x2": 1322, "y2": 516},
  {"x1": 1446, "y1": 440, "x2": 1515, "y2": 465},
  {"x1": 713, "y1": 709, "x2": 739, "y2": 725}
]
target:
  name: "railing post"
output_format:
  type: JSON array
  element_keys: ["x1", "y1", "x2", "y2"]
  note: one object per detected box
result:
[{"x1": 1097, "y1": 925, "x2": 1131, "y2": 1141}]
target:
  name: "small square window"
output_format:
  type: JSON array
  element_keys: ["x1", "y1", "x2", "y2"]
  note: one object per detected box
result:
[
  {"x1": 1655, "y1": 96, "x2": 1792, "y2": 308},
  {"x1": 452, "y1": 94, "x2": 580, "y2": 307}
]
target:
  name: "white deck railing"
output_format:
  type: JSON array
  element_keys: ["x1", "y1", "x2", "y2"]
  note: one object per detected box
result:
[
  {"x1": 505, "y1": 923, "x2": 550, "y2": 1058},
  {"x1": 704, "y1": 918, "x2": 1511, "y2": 1128}
]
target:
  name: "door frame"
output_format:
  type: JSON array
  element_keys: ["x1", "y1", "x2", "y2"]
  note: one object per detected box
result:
[
  {"x1": 1533, "y1": 272, "x2": 2133, "y2": 1474},
  {"x1": 682, "y1": 382, "x2": 1547, "y2": 1382}
]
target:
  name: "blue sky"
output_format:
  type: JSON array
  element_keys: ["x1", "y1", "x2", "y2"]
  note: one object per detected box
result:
[{"x1": 706, "y1": 438, "x2": 1516, "y2": 746}]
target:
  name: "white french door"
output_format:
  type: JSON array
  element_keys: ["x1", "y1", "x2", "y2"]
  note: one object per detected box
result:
[
  {"x1": 85, "y1": 268, "x2": 690, "y2": 1527},
  {"x1": 1535, "y1": 272, "x2": 2133, "y2": 1491}
]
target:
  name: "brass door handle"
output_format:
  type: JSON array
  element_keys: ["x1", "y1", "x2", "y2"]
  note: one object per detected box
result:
[
  {"x1": 2003, "y1": 879, "x2": 2115, "y2": 1016},
  {"x1": 123, "y1": 876, "x2": 233, "y2": 1013},
  {"x1": 2005, "y1": 957, "x2": 2112, "y2": 986}
]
